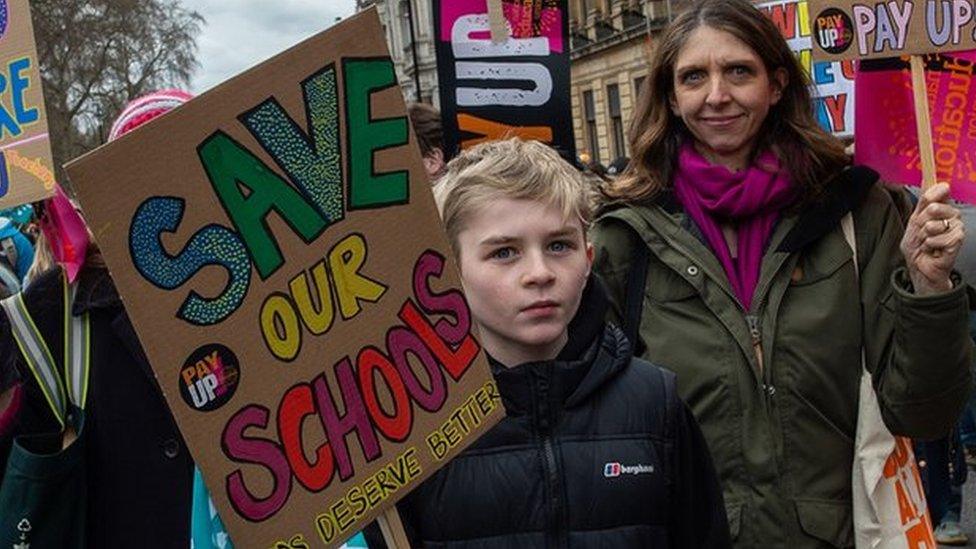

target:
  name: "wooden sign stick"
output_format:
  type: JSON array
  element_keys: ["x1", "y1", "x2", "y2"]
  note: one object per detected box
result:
[
  {"x1": 909, "y1": 55, "x2": 938, "y2": 190},
  {"x1": 488, "y1": 0, "x2": 507, "y2": 44},
  {"x1": 378, "y1": 507, "x2": 412, "y2": 548}
]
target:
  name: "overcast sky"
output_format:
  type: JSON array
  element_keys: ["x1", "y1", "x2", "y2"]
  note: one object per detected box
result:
[{"x1": 181, "y1": 0, "x2": 358, "y2": 93}]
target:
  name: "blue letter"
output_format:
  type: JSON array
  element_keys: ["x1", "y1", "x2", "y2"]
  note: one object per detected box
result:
[{"x1": 129, "y1": 197, "x2": 251, "y2": 325}]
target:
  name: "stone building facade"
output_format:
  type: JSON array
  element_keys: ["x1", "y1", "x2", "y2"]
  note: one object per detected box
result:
[
  {"x1": 569, "y1": 0, "x2": 675, "y2": 165},
  {"x1": 360, "y1": 0, "x2": 678, "y2": 164},
  {"x1": 357, "y1": 0, "x2": 440, "y2": 105}
]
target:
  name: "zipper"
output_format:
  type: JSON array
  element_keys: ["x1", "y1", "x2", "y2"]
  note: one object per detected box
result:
[
  {"x1": 534, "y1": 368, "x2": 564, "y2": 548},
  {"x1": 745, "y1": 313, "x2": 764, "y2": 373},
  {"x1": 543, "y1": 434, "x2": 562, "y2": 548}
]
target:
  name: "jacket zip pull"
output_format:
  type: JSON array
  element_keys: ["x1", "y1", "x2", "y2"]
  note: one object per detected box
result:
[{"x1": 746, "y1": 314, "x2": 765, "y2": 373}]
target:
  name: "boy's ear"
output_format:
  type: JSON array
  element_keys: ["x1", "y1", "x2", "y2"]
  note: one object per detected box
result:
[{"x1": 585, "y1": 241, "x2": 594, "y2": 274}]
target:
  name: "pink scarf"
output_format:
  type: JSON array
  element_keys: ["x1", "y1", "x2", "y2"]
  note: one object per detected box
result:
[
  {"x1": 39, "y1": 185, "x2": 89, "y2": 283},
  {"x1": 672, "y1": 144, "x2": 796, "y2": 311}
]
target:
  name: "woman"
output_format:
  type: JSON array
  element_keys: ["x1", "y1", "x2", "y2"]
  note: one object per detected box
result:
[
  {"x1": 591, "y1": 0, "x2": 972, "y2": 547},
  {"x1": 0, "y1": 90, "x2": 195, "y2": 547}
]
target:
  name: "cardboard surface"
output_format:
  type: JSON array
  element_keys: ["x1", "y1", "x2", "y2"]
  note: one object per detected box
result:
[
  {"x1": 65, "y1": 10, "x2": 500, "y2": 548},
  {"x1": 757, "y1": 0, "x2": 855, "y2": 136},
  {"x1": 808, "y1": 0, "x2": 976, "y2": 61},
  {"x1": 0, "y1": 0, "x2": 54, "y2": 208},
  {"x1": 434, "y1": 0, "x2": 575, "y2": 160}
]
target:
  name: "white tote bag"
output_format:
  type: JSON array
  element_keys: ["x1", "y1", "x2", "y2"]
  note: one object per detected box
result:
[{"x1": 843, "y1": 213, "x2": 936, "y2": 548}]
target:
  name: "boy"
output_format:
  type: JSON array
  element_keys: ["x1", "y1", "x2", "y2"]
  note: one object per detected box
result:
[{"x1": 380, "y1": 139, "x2": 730, "y2": 547}]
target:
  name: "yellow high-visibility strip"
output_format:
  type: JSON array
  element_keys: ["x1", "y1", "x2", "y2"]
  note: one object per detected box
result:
[
  {"x1": 1, "y1": 293, "x2": 66, "y2": 428},
  {"x1": 62, "y1": 273, "x2": 91, "y2": 409}
]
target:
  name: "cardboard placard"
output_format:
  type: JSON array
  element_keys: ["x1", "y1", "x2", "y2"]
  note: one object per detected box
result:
[
  {"x1": 808, "y1": 0, "x2": 976, "y2": 61},
  {"x1": 433, "y1": 0, "x2": 575, "y2": 160},
  {"x1": 0, "y1": 0, "x2": 55, "y2": 208},
  {"x1": 756, "y1": 0, "x2": 855, "y2": 136},
  {"x1": 65, "y1": 10, "x2": 501, "y2": 548},
  {"x1": 856, "y1": 52, "x2": 976, "y2": 203}
]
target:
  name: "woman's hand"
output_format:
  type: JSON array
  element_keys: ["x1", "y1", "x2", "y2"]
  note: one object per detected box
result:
[{"x1": 900, "y1": 183, "x2": 965, "y2": 295}]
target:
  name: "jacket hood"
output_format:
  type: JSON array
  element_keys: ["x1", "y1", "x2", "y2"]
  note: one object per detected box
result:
[
  {"x1": 488, "y1": 275, "x2": 633, "y2": 414},
  {"x1": 0, "y1": 218, "x2": 17, "y2": 239}
]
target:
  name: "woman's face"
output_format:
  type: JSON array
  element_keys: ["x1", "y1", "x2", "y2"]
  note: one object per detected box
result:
[{"x1": 670, "y1": 26, "x2": 786, "y2": 170}]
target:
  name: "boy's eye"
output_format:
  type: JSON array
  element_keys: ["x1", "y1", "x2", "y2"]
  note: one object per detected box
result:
[
  {"x1": 548, "y1": 240, "x2": 574, "y2": 253},
  {"x1": 489, "y1": 247, "x2": 516, "y2": 260}
]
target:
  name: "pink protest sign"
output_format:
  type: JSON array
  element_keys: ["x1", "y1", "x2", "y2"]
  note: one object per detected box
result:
[{"x1": 855, "y1": 52, "x2": 976, "y2": 204}]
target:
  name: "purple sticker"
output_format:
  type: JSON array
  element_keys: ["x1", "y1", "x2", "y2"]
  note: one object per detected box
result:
[{"x1": 0, "y1": 2, "x2": 9, "y2": 41}]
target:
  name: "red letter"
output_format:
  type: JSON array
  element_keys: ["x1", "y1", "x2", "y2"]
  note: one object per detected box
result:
[
  {"x1": 400, "y1": 299, "x2": 479, "y2": 381},
  {"x1": 358, "y1": 347, "x2": 412, "y2": 441},
  {"x1": 277, "y1": 383, "x2": 334, "y2": 492},
  {"x1": 314, "y1": 358, "x2": 382, "y2": 481}
]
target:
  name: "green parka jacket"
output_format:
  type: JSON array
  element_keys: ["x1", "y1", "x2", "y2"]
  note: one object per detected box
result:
[{"x1": 590, "y1": 167, "x2": 972, "y2": 549}]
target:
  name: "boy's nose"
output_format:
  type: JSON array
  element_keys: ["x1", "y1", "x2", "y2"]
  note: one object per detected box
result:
[{"x1": 521, "y1": 253, "x2": 556, "y2": 286}]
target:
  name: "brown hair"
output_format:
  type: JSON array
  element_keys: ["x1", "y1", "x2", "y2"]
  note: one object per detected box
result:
[
  {"x1": 607, "y1": 0, "x2": 849, "y2": 205},
  {"x1": 407, "y1": 102, "x2": 444, "y2": 158},
  {"x1": 433, "y1": 138, "x2": 594, "y2": 255}
]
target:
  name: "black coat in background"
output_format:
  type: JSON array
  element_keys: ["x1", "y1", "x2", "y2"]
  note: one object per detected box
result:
[
  {"x1": 369, "y1": 280, "x2": 731, "y2": 548},
  {"x1": 0, "y1": 266, "x2": 192, "y2": 548}
]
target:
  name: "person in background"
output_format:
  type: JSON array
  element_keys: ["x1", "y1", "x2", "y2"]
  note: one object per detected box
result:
[
  {"x1": 0, "y1": 89, "x2": 195, "y2": 547},
  {"x1": 0, "y1": 216, "x2": 33, "y2": 285},
  {"x1": 590, "y1": 0, "x2": 972, "y2": 546},
  {"x1": 914, "y1": 193, "x2": 976, "y2": 546},
  {"x1": 607, "y1": 156, "x2": 630, "y2": 178},
  {"x1": 407, "y1": 102, "x2": 446, "y2": 181}
]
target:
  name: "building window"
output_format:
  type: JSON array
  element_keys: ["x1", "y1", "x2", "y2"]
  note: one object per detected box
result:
[
  {"x1": 399, "y1": 0, "x2": 413, "y2": 51},
  {"x1": 607, "y1": 83, "x2": 625, "y2": 159},
  {"x1": 583, "y1": 89, "x2": 599, "y2": 163}
]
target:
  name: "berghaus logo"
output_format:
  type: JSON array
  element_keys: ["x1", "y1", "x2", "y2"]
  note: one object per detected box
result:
[{"x1": 603, "y1": 462, "x2": 654, "y2": 477}]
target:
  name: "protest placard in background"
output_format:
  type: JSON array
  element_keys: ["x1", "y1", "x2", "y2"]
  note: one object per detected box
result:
[
  {"x1": 856, "y1": 52, "x2": 976, "y2": 204},
  {"x1": 65, "y1": 10, "x2": 500, "y2": 548},
  {"x1": 756, "y1": 0, "x2": 855, "y2": 136},
  {"x1": 0, "y1": 0, "x2": 55, "y2": 208},
  {"x1": 434, "y1": 0, "x2": 575, "y2": 159},
  {"x1": 809, "y1": 0, "x2": 976, "y2": 61}
]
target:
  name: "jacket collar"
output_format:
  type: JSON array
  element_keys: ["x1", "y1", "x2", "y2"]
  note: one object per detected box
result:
[
  {"x1": 776, "y1": 165, "x2": 878, "y2": 253},
  {"x1": 488, "y1": 278, "x2": 631, "y2": 415},
  {"x1": 72, "y1": 264, "x2": 122, "y2": 315}
]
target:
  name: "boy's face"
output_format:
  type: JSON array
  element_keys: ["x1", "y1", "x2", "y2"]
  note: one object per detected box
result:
[{"x1": 456, "y1": 197, "x2": 592, "y2": 366}]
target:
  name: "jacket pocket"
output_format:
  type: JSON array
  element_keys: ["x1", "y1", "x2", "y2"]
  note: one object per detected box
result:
[
  {"x1": 790, "y1": 240, "x2": 853, "y2": 287},
  {"x1": 645, "y1": 264, "x2": 699, "y2": 302},
  {"x1": 794, "y1": 498, "x2": 854, "y2": 548}
]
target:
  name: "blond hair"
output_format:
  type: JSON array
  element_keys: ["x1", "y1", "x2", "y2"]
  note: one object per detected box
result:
[
  {"x1": 25, "y1": 230, "x2": 56, "y2": 284},
  {"x1": 433, "y1": 138, "x2": 593, "y2": 253}
]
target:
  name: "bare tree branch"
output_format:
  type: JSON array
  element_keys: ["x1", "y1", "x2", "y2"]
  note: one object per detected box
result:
[{"x1": 32, "y1": 0, "x2": 203, "y2": 188}]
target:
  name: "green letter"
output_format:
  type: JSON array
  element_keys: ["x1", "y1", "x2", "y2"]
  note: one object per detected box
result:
[
  {"x1": 342, "y1": 58, "x2": 409, "y2": 209},
  {"x1": 199, "y1": 131, "x2": 327, "y2": 279},
  {"x1": 241, "y1": 65, "x2": 344, "y2": 225}
]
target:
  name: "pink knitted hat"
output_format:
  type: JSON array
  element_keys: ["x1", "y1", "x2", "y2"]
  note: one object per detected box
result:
[
  {"x1": 107, "y1": 89, "x2": 194, "y2": 141},
  {"x1": 43, "y1": 89, "x2": 193, "y2": 282}
]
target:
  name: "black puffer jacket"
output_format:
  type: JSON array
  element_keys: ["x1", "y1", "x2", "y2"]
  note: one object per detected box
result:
[{"x1": 381, "y1": 280, "x2": 730, "y2": 548}]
